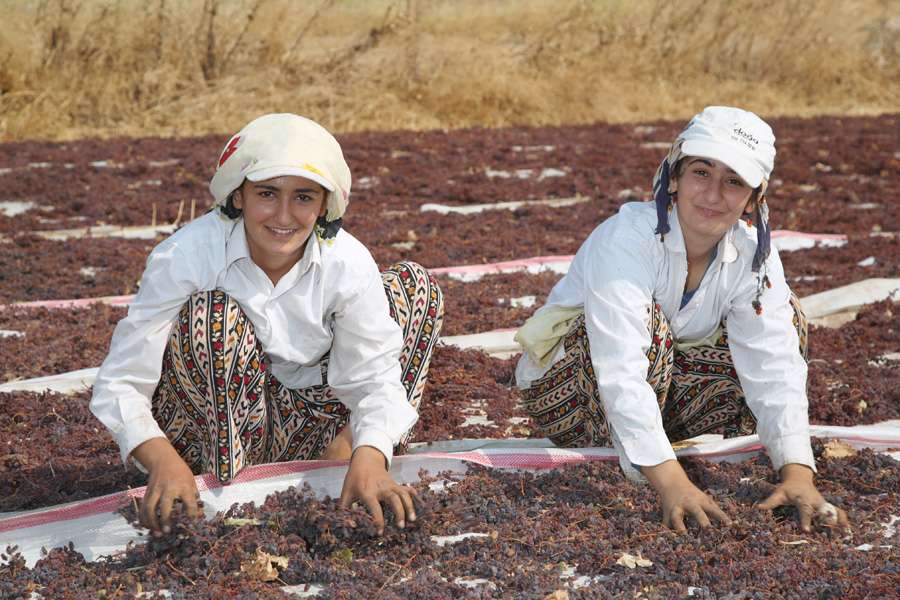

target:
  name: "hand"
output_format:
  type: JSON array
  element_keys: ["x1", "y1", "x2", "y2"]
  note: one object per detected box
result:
[
  {"x1": 757, "y1": 463, "x2": 850, "y2": 533},
  {"x1": 339, "y1": 445, "x2": 417, "y2": 535},
  {"x1": 131, "y1": 437, "x2": 201, "y2": 537},
  {"x1": 641, "y1": 460, "x2": 732, "y2": 534}
]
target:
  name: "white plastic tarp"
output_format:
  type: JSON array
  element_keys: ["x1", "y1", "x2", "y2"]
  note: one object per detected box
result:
[{"x1": 2, "y1": 423, "x2": 899, "y2": 568}]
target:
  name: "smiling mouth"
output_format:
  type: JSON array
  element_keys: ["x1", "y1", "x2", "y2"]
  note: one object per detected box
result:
[
  {"x1": 266, "y1": 226, "x2": 299, "y2": 237},
  {"x1": 696, "y1": 207, "x2": 724, "y2": 218}
]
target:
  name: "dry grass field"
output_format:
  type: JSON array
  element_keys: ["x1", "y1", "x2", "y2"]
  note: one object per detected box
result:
[{"x1": 0, "y1": 0, "x2": 898, "y2": 140}]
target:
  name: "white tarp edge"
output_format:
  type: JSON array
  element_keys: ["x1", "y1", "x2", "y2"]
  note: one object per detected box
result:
[
  {"x1": 420, "y1": 195, "x2": 589, "y2": 215},
  {"x1": 800, "y1": 278, "x2": 900, "y2": 318},
  {"x1": 2, "y1": 422, "x2": 898, "y2": 567}
]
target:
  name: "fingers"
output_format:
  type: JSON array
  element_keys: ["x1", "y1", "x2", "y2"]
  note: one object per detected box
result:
[
  {"x1": 808, "y1": 500, "x2": 852, "y2": 534},
  {"x1": 664, "y1": 497, "x2": 731, "y2": 533},
  {"x1": 141, "y1": 475, "x2": 201, "y2": 537},
  {"x1": 690, "y1": 505, "x2": 712, "y2": 529},
  {"x1": 398, "y1": 486, "x2": 417, "y2": 522},
  {"x1": 140, "y1": 485, "x2": 161, "y2": 536},
  {"x1": 669, "y1": 506, "x2": 687, "y2": 534},
  {"x1": 363, "y1": 495, "x2": 386, "y2": 535},
  {"x1": 184, "y1": 488, "x2": 201, "y2": 520},
  {"x1": 158, "y1": 491, "x2": 176, "y2": 534},
  {"x1": 338, "y1": 471, "x2": 357, "y2": 508},
  {"x1": 338, "y1": 477, "x2": 354, "y2": 509},
  {"x1": 798, "y1": 502, "x2": 814, "y2": 533},
  {"x1": 759, "y1": 486, "x2": 851, "y2": 534},
  {"x1": 756, "y1": 489, "x2": 787, "y2": 511},
  {"x1": 159, "y1": 485, "x2": 199, "y2": 532},
  {"x1": 385, "y1": 491, "x2": 406, "y2": 528},
  {"x1": 705, "y1": 502, "x2": 733, "y2": 527}
]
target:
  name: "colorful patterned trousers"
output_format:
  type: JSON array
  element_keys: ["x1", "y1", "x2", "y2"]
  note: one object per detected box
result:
[
  {"x1": 522, "y1": 295, "x2": 808, "y2": 448},
  {"x1": 151, "y1": 261, "x2": 444, "y2": 482}
]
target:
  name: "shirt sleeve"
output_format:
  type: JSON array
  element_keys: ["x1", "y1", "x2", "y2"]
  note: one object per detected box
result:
[
  {"x1": 582, "y1": 236, "x2": 676, "y2": 468},
  {"x1": 725, "y1": 248, "x2": 815, "y2": 473},
  {"x1": 327, "y1": 262, "x2": 416, "y2": 468},
  {"x1": 90, "y1": 241, "x2": 203, "y2": 465}
]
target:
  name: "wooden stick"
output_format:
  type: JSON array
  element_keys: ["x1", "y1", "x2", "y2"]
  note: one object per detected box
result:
[
  {"x1": 375, "y1": 553, "x2": 417, "y2": 598},
  {"x1": 172, "y1": 199, "x2": 184, "y2": 227}
]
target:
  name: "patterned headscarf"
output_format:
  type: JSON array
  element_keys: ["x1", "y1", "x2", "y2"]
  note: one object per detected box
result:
[
  {"x1": 209, "y1": 114, "x2": 351, "y2": 243},
  {"x1": 651, "y1": 141, "x2": 771, "y2": 273},
  {"x1": 650, "y1": 110, "x2": 776, "y2": 314}
]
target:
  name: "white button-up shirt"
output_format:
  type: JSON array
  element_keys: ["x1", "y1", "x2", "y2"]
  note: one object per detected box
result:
[
  {"x1": 91, "y1": 211, "x2": 416, "y2": 467},
  {"x1": 516, "y1": 201, "x2": 814, "y2": 472}
]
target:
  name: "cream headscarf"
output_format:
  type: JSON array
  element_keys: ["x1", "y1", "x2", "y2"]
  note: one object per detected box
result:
[{"x1": 209, "y1": 113, "x2": 352, "y2": 241}]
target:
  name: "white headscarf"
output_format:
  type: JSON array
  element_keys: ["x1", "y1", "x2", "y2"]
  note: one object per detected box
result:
[
  {"x1": 209, "y1": 113, "x2": 351, "y2": 240},
  {"x1": 651, "y1": 106, "x2": 777, "y2": 314}
]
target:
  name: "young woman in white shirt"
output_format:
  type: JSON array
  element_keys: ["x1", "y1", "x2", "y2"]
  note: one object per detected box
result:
[
  {"x1": 515, "y1": 106, "x2": 848, "y2": 534},
  {"x1": 91, "y1": 114, "x2": 444, "y2": 537}
]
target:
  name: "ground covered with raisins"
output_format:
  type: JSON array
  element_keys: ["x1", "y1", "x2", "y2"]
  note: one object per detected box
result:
[
  {"x1": 1, "y1": 299, "x2": 897, "y2": 513},
  {"x1": 1, "y1": 115, "x2": 897, "y2": 597},
  {"x1": 2, "y1": 445, "x2": 897, "y2": 599},
  {"x1": 1, "y1": 114, "x2": 897, "y2": 304}
]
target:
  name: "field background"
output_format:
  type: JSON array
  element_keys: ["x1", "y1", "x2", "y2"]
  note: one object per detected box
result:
[{"x1": 1, "y1": 0, "x2": 898, "y2": 141}]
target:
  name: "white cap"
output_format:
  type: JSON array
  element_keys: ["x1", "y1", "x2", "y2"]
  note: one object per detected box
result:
[
  {"x1": 209, "y1": 113, "x2": 352, "y2": 222},
  {"x1": 679, "y1": 106, "x2": 776, "y2": 188}
]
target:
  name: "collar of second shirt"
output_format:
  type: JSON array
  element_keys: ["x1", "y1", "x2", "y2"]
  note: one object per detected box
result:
[{"x1": 225, "y1": 218, "x2": 323, "y2": 294}]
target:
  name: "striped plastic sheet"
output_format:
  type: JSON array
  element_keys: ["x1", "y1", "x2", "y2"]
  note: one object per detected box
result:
[{"x1": 2, "y1": 422, "x2": 898, "y2": 567}]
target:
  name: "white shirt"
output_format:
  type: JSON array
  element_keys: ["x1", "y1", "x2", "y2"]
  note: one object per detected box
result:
[
  {"x1": 516, "y1": 202, "x2": 815, "y2": 472},
  {"x1": 91, "y1": 211, "x2": 416, "y2": 467}
]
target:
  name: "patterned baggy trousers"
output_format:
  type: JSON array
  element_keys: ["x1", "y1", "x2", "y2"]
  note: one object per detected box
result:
[
  {"x1": 522, "y1": 295, "x2": 808, "y2": 449},
  {"x1": 151, "y1": 261, "x2": 444, "y2": 483}
]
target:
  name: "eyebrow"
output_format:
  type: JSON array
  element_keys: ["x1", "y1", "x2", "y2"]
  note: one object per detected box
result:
[
  {"x1": 687, "y1": 158, "x2": 715, "y2": 167},
  {"x1": 252, "y1": 183, "x2": 323, "y2": 194},
  {"x1": 686, "y1": 158, "x2": 741, "y2": 177}
]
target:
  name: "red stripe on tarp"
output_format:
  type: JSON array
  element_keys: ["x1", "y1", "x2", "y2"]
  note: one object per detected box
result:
[
  {"x1": 9, "y1": 295, "x2": 135, "y2": 310},
  {"x1": 5, "y1": 428, "x2": 896, "y2": 534},
  {"x1": 770, "y1": 230, "x2": 847, "y2": 241},
  {"x1": 0, "y1": 451, "x2": 611, "y2": 533},
  {"x1": 429, "y1": 255, "x2": 574, "y2": 278},
  {"x1": 0, "y1": 459, "x2": 348, "y2": 534}
]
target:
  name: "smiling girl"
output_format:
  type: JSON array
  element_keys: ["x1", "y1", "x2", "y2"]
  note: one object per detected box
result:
[
  {"x1": 515, "y1": 106, "x2": 848, "y2": 534},
  {"x1": 91, "y1": 114, "x2": 443, "y2": 537}
]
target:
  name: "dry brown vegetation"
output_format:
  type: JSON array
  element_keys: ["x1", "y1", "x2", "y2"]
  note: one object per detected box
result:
[{"x1": 0, "y1": 0, "x2": 898, "y2": 141}]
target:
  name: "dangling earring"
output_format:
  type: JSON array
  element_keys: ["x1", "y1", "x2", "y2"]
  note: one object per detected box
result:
[{"x1": 744, "y1": 202, "x2": 754, "y2": 227}]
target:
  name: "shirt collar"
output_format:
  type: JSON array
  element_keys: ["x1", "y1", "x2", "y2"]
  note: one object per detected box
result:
[
  {"x1": 225, "y1": 219, "x2": 251, "y2": 267},
  {"x1": 225, "y1": 218, "x2": 323, "y2": 275},
  {"x1": 301, "y1": 231, "x2": 323, "y2": 274},
  {"x1": 663, "y1": 205, "x2": 687, "y2": 254},
  {"x1": 667, "y1": 205, "x2": 739, "y2": 264}
]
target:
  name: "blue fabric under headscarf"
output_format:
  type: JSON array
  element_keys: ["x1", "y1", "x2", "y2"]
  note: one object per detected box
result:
[{"x1": 650, "y1": 139, "x2": 771, "y2": 273}]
